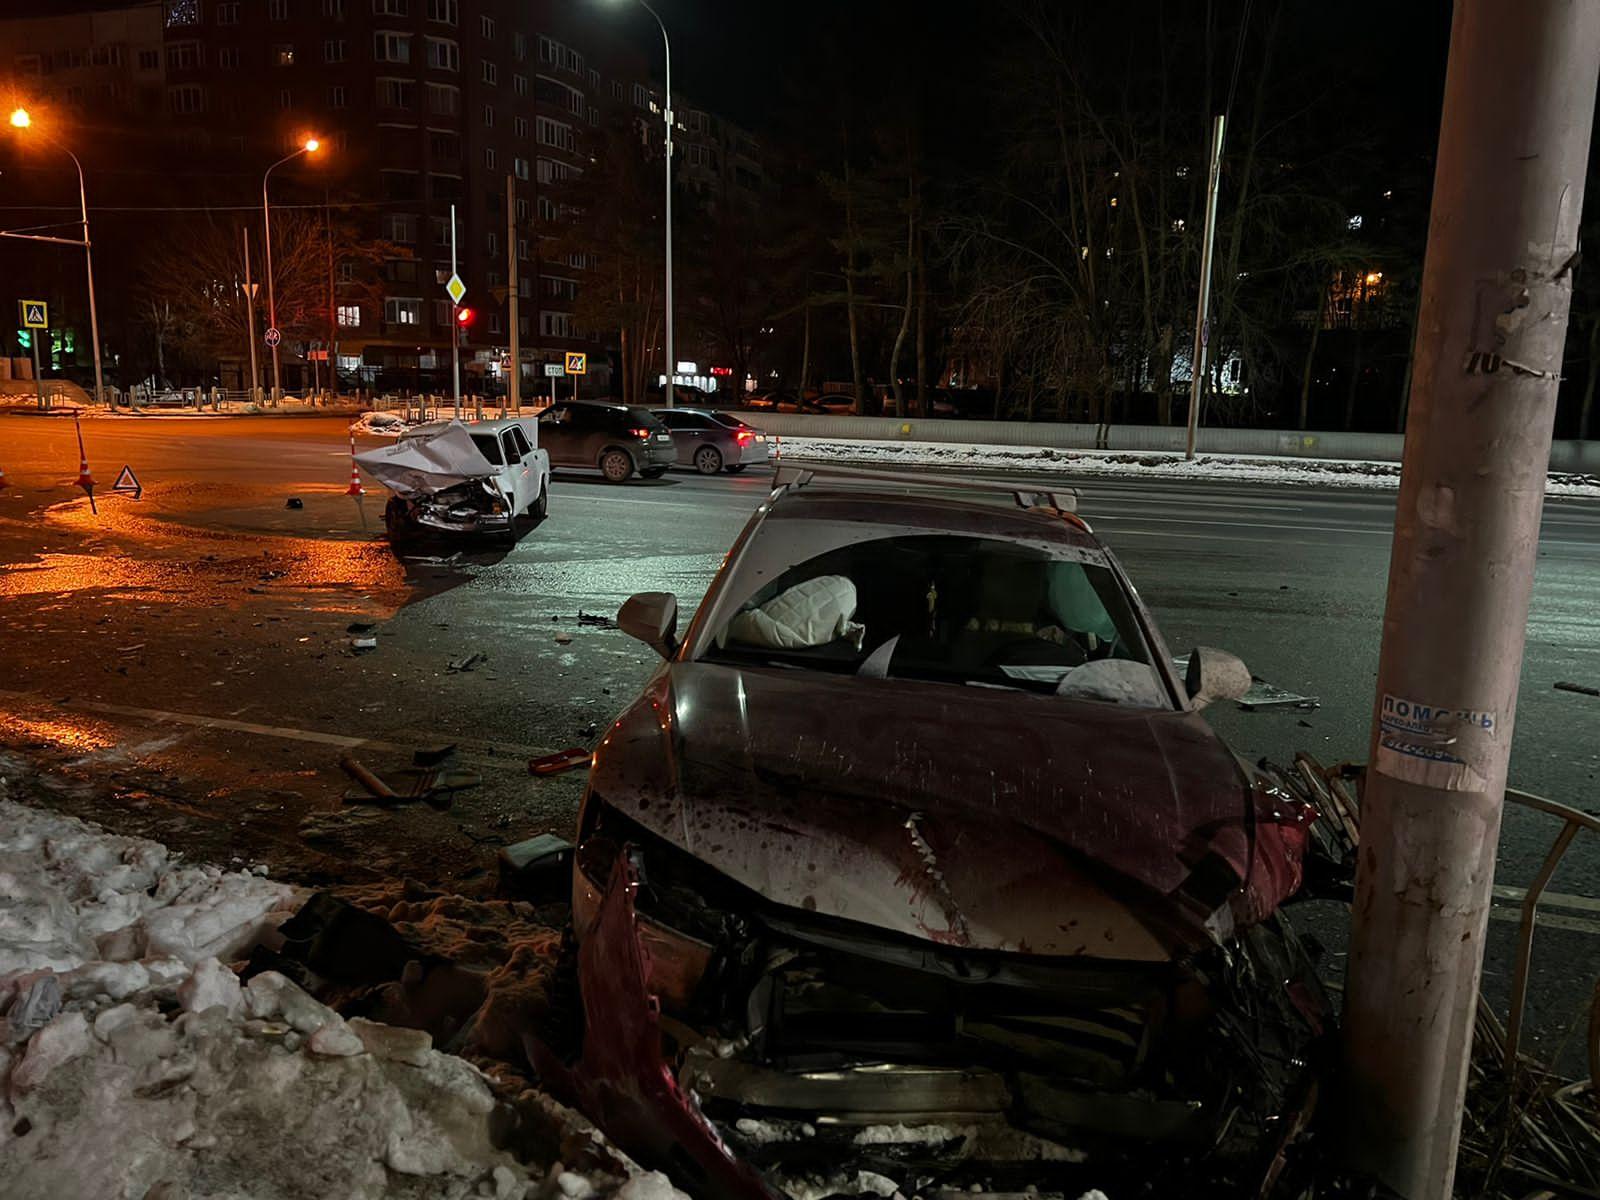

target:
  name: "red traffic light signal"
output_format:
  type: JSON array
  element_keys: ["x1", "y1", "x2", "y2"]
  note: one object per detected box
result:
[{"x1": 455, "y1": 306, "x2": 476, "y2": 327}]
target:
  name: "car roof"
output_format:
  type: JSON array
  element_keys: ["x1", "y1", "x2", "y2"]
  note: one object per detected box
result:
[
  {"x1": 400, "y1": 417, "x2": 530, "y2": 437},
  {"x1": 764, "y1": 485, "x2": 1103, "y2": 552}
]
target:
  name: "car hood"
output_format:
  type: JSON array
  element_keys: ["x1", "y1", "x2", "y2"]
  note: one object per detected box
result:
[
  {"x1": 355, "y1": 420, "x2": 500, "y2": 497},
  {"x1": 590, "y1": 663, "x2": 1311, "y2": 960}
]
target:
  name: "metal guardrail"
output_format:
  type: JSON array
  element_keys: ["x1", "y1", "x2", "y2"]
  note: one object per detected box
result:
[{"x1": 1291, "y1": 755, "x2": 1600, "y2": 1084}]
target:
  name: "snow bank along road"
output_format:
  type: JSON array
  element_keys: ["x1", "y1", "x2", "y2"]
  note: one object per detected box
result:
[{"x1": 0, "y1": 794, "x2": 686, "y2": 1200}]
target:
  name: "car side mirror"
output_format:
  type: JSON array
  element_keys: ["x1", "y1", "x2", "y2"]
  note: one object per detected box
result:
[
  {"x1": 619, "y1": 591, "x2": 679, "y2": 660},
  {"x1": 1185, "y1": 646, "x2": 1251, "y2": 709}
]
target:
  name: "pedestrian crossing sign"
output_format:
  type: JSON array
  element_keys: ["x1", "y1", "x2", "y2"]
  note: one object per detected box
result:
[
  {"x1": 19, "y1": 300, "x2": 47, "y2": 329},
  {"x1": 565, "y1": 351, "x2": 587, "y2": 375}
]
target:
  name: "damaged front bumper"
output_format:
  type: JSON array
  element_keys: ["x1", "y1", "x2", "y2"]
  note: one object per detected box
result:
[
  {"x1": 551, "y1": 810, "x2": 1334, "y2": 1199},
  {"x1": 392, "y1": 481, "x2": 513, "y2": 534}
]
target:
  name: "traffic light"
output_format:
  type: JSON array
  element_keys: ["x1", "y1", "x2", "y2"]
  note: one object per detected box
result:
[
  {"x1": 16, "y1": 329, "x2": 30, "y2": 352},
  {"x1": 455, "y1": 306, "x2": 475, "y2": 328}
]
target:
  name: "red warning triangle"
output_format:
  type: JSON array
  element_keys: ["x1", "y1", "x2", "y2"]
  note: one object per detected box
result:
[{"x1": 111, "y1": 465, "x2": 143, "y2": 498}]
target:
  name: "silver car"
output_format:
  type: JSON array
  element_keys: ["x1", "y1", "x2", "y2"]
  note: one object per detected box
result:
[{"x1": 651, "y1": 407, "x2": 772, "y2": 474}]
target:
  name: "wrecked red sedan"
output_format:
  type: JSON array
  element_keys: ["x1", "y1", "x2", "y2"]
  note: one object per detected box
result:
[{"x1": 545, "y1": 471, "x2": 1331, "y2": 1198}]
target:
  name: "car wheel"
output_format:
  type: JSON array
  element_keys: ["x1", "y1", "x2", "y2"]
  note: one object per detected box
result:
[
  {"x1": 693, "y1": 445, "x2": 723, "y2": 475},
  {"x1": 383, "y1": 497, "x2": 414, "y2": 544},
  {"x1": 599, "y1": 449, "x2": 634, "y2": 483},
  {"x1": 530, "y1": 484, "x2": 549, "y2": 520},
  {"x1": 726, "y1": 464, "x2": 747, "y2": 474}
]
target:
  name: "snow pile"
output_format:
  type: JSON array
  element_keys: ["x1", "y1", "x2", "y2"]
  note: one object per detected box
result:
[
  {"x1": 0, "y1": 800, "x2": 686, "y2": 1200},
  {"x1": 350, "y1": 410, "x2": 414, "y2": 437},
  {"x1": 775, "y1": 437, "x2": 1600, "y2": 497}
]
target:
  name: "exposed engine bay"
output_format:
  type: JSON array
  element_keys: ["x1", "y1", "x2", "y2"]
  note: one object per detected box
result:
[{"x1": 538, "y1": 802, "x2": 1334, "y2": 1200}]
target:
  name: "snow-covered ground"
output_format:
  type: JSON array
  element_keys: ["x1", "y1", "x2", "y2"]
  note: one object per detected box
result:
[
  {"x1": 0, "y1": 797, "x2": 683, "y2": 1200},
  {"x1": 774, "y1": 436, "x2": 1600, "y2": 497}
]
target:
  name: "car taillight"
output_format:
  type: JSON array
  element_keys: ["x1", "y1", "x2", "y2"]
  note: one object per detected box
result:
[
  {"x1": 629, "y1": 427, "x2": 652, "y2": 439},
  {"x1": 735, "y1": 430, "x2": 754, "y2": 445}
]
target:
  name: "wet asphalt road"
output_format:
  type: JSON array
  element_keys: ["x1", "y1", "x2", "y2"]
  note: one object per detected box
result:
[{"x1": 2, "y1": 412, "x2": 1599, "y2": 1055}]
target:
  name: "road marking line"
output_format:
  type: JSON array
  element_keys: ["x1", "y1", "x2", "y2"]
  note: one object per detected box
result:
[
  {"x1": 0, "y1": 690, "x2": 548, "y2": 766},
  {"x1": 1492, "y1": 883, "x2": 1600, "y2": 915},
  {"x1": 1488, "y1": 906, "x2": 1600, "y2": 936}
]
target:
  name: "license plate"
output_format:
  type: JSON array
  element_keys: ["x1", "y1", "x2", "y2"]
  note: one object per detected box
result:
[
  {"x1": 656, "y1": 433, "x2": 672, "y2": 442},
  {"x1": 754, "y1": 435, "x2": 766, "y2": 442}
]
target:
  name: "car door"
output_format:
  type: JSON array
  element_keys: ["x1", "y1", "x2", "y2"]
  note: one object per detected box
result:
[
  {"x1": 655, "y1": 410, "x2": 694, "y2": 465},
  {"x1": 500, "y1": 428, "x2": 531, "y2": 509},
  {"x1": 537, "y1": 404, "x2": 576, "y2": 466}
]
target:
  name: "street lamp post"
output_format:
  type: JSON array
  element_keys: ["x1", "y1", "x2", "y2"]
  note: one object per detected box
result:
[
  {"x1": 603, "y1": 0, "x2": 674, "y2": 405},
  {"x1": 6, "y1": 108, "x2": 106, "y2": 408},
  {"x1": 262, "y1": 137, "x2": 321, "y2": 405}
]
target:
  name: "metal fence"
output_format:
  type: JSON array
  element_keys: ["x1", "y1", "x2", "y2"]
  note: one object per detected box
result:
[{"x1": 733, "y1": 412, "x2": 1600, "y2": 474}]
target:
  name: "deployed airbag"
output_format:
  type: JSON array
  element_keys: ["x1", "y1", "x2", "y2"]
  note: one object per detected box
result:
[
  {"x1": 727, "y1": 575, "x2": 866, "y2": 651},
  {"x1": 355, "y1": 421, "x2": 499, "y2": 497}
]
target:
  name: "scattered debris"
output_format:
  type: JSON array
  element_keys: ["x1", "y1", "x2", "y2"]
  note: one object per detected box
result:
[
  {"x1": 529, "y1": 749, "x2": 592, "y2": 778},
  {"x1": 347, "y1": 621, "x2": 377, "y2": 634},
  {"x1": 350, "y1": 636, "x2": 378, "y2": 652},
  {"x1": 1555, "y1": 680, "x2": 1600, "y2": 697},
  {"x1": 498, "y1": 835, "x2": 574, "y2": 900},
  {"x1": 554, "y1": 633, "x2": 573, "y2": 645},
  {"x1": 413, "y1": 744, "x2": 459, "y2": 767},
  {"x1": 449, "y1": 651, "x2": 488, "y2": 672},
  {"x1": 577, "y1": 611, "x2": 619, "y2": 630},
  {"x1": 284, "y1": 496, "x2": 304, "y2": 509},
  {"x1": 337, "y1": 752, "x2": 478, "y2": 811}
]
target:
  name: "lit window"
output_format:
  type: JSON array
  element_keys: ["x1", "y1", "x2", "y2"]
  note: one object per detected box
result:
[
  {"x1": 1348, "y1": 214, "x2": 1364, "y2": 231},
  {"x1": 274, "y1": 45, "x2": 295, "y2": 67},
  {"x1": 385, "y1": 298, "x2": 422, "y2": 326},
  {"x1": 337, "y1": 304, "x2": 361, "y2": 327}
]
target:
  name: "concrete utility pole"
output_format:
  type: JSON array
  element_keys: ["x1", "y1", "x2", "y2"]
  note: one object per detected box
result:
[
  {"x1": 1342, "y1": 4, "x2": 1600, "y2": 1197},
  {"x1": 1184, "y1": 114, "x2": 1225, "y2": 461},
  {"x1": 242, "y1": 228, "x2": 261, "y2": 401},
  {"x1": 506, "y1": 173, "x2": 521, "y2": 413},
  {"x1": 451, "y1": 202, "x2": 461, "y2": 420}
]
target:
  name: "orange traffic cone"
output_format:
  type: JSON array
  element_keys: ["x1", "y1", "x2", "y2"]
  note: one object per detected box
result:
[
  {"x1": 76, "y1": 455, "x2": 95, "y2": 492},
  {"x1": 345, "y1": 459, "x2": 363, "y2": 497}
]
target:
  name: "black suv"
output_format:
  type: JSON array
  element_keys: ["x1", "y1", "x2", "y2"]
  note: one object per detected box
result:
[{"x1": 536, "y1": 401, "x2": 678, "y2": 482}]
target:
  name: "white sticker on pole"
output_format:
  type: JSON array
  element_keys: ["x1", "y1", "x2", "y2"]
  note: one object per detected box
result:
[{"x1": 1374, "y1": 693, "x2": 1497, "y2": 791}]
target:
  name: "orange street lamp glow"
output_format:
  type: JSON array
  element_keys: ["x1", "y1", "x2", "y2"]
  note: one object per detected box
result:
[
  {"x1": 303, "y1": 137, "x2": 321, "y2": 152},
  {"x1": 9, "y1": 108, "x2": 31, "y2": 129}
]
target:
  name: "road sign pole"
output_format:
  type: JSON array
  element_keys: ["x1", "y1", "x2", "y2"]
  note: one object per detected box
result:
[
  {"x1": 1185, "y1": 114, "x2": 1225, "y2": 461},
  {"x1": 243, "y1": 228, "x2": 261, "y2": 404},
  {"x1": 450, "y1": 203, "x2": 461, "y2": 421},
  {"x1": 31, "y1": 334, "x2": 43, "y2": 412},
  {"x1": 1341, "y1": 4, "x2": 1600, "y2": 1196},
  {"x1": 506, "y1": 173, "x2": 521, "y2": 414}
]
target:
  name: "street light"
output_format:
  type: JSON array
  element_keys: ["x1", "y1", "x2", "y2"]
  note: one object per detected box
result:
[
  {"x1": 261, "y1": 136, "x2": 323, "y2": 404},
  {"x1": 5, "y1": 107, "x2": 107, "y2": 409},
  {"x1": 600, "y1": 0, "x2": 674, "y2": 405}
]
